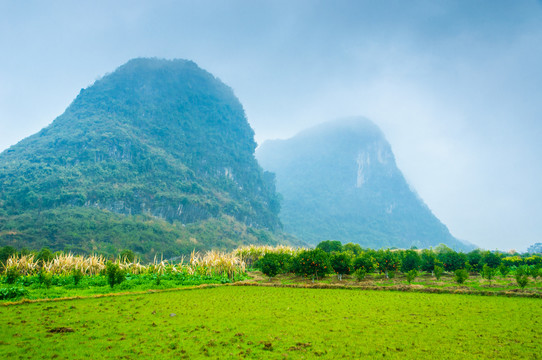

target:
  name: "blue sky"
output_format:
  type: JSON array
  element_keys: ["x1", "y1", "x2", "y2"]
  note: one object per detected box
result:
[{"x1": 1, "y1": 0, "x2": 541, "y2": 251}]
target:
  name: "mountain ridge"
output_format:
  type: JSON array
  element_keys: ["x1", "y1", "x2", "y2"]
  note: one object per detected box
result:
[
  {"x1": 256, "y1": 117, "x2": 473, "y2": 251},
  {"x1": 0, "y1": 58, "x2": 292, "y2": 260}
]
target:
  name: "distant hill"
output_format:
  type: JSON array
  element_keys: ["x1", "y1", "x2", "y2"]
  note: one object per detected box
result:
[
  {"x1": 0, "y1": 58, "x2": 294, "y2": 260},
  {"x1": 256, "y1": 118, "x2": 473, "y2": 251}
]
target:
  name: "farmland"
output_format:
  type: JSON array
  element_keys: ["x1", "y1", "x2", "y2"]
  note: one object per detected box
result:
[{"x1": 1, "y1": 286, "x2": 541, "y2": 359}]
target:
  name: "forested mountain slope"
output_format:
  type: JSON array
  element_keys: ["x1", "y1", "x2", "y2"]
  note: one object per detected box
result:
[
  {"x1": 0, "y1": 58, "x2": 290, "y2": 260},
  {"x1": 256, "y1": 118, "x2": 472, "y2": 251}
]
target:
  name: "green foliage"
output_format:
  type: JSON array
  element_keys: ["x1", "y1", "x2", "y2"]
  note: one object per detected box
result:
[
  {"x1": 0, "y1": 58, "x2": 286, "y2": 260},
  {"x1": 467, "y1": 249, "x2": 484, "y2": 273},
  {"x1": 258, "y1": 253, "x2": 281, "y2": 279},
  {"x1": 316, "y1": 240, "x2": 343, "y2": 253},
  {"x1": 36, "y1": 247, "x2": 54, "y2": 263},
  {"x1": 454, "y1": 269, "x2": 469, "y2": 284},
  {"x1": 498, "y1": 264, "x2": 510, "y2": 278},
  {"x1": 374, "y1": 250, "x2": 400, "y2": 277},
  {"x1": 343, "y1": 243, "x2": 363, "y2": 256},
  {"x1": 330, "y1": 252, "x2": 352, "y2": 280},
  {"x1": 72, "y1": 268, "x2": 84, "y2": 286},
  {"x1": 482, "y1": 251, "x2": 501, "y2": 268},
  {"x1": 420, "y1": 249, "x2": 437, "y2": 272},
  {"x1": 405, "y1": 269, "x2": 418, "y2": 284},
  {"x1": 482, "y1": 264, "x2": 496, "y2": 284},
  {"x1": 0, "y1": 246, "x2": 17, "y2": 266},
  {"x1": 353, "y1": 268, "x2": 367, "y2": 281},
  {"x1": 528, "y1": 266, "x2": 540, "y2": 282},
  {"x1": 434, "y1": 265, "x2": 444, "y2": 280},
  {"x1": 438, "y1": 250, "x2": 467, "y2": 272},
  {"x1": 293, "y1": 249, "x2": 331, "y2": 279},
  {"x1": 105, "y1": 261, "x2": 125, "y2": 288},
  {"x1": 120, "y1": 249, "x2": 136, "y2": 263},
  {"x1": 516, "y1": 273, "x2": 529, "y2": 289},
  {"x1": 353, "y1": 252, "x2": 375, "y2": 273},
  {"x1": 401, "y1": 250, "x2": 421, "y2": 272},
  {"x1": 5, "y1": 266, "x2": 20, "y2": 284},
  {"x1": 0, "y1": 287, "x2": 28, "y2": 300}
]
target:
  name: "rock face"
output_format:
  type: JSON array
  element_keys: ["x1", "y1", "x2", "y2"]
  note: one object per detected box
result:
[
  {"x1": 256, "y1": 117, "x2": 471, "y2": 250},
  {"x1": 0, "y1": 58, "x2": 286, "y2": 259}
]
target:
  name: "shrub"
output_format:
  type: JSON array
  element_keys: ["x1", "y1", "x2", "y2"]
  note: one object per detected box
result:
[
  {"x1": 516, "y1": 274, "x2": 529, "y2": 289},
  {"x1": 454, "y1": 269, "x2": 468, "y2": 284},
  {"x1": 353, "y1": 268, "x2": 367, "y2": 281},
  {"x1": 37, "y1": 247, "x2": 54, "y2": 264},
  {"x1": 353, "y1": 253, "x2": 374, "y2": 273},
  {"x1": 434, "y1": 265, "x2": 444, "y2": 280},
  {"x1": 406, "y1": 269, "x2": 418, "y2": 284},
  {"x1": 482, "y1": 264, "x2": 496, "y2": 284},
  {"x1": 529, "y1": 266, "x2": 540, "y2": 283},
  {"x1": 72, "y1": 268, "x2": 84, "y2": 286},
  {"x1": 420, "y1": 250, "x2": 437, "y2": 272},
  {"x1": 0, "y1": 287, "x2": 28, "y2": 300},
  {"x1": 316, "y1": 240, "x2": 343, "y2": 253},
  {"x1": 120, "y1": 249, "x2": 136, "y2": 263},
  {"x1": 258, "y1": 253, "x2": 281, "y2": 279},
  {"x1": 330, "y1": 252, "x2": 352, "y2": 280},
  {"x1": 498, "y1": 264, "x2": 510, "y2": 278},
  {"x1": 293, "y1": 249, "x2": 331, "y2": 279},
  {"x1": 5, "y1": 266, "x2": 20, "y2": 284},
  {"x1": 401, "y1": 250, "x2": 421, "y2": 272},
  {"x1": 482, "y1": 251, "x2": 501, "y2": 268},
  {"x1": 38, "y1": 269, "x2": 53, "y2": 289},
  {"x1": 374, "y1": 250, "x2": 400, "y2": 278},
  {"x1": 106, "y1": 261, "x2": 125, "y2": 288}
]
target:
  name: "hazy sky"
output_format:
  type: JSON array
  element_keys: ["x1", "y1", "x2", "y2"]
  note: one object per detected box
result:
[{"x1": 1, "y1": 0, "x2": 541, "y2": 251}]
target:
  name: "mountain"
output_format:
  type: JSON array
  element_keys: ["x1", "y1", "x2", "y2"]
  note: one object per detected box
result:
[
  {"x1": 0, "y1": 58, "x2": 291, "y2": 260},
  {"x1": 256, "y1": 117, "x2": 472, "y2": 251}
]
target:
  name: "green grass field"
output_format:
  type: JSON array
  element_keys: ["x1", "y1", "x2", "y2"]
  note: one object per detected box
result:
[{"x1": 1, "y1": 285, "x2": 540, "y2": 359}]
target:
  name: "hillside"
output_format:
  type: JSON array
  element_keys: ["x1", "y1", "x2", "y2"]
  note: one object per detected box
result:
[
  {"x1": 0, "y1": 58, "x2": 290, "y2": 260},
  {"x1": 256, "y1": 118, "x2": 472, "y2": 251}
]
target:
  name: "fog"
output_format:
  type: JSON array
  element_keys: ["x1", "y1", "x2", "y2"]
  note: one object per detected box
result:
[{"x1": 1, "y1": 0, "x2": 541, "y2": 251}]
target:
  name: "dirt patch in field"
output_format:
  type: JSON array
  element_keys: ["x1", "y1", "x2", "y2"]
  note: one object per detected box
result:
[{"x1": 47, "y1": 327, "x2": 75, "y2": 333}]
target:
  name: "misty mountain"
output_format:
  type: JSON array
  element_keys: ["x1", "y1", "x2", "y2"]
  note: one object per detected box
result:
[
  {"x1": 256, "y1": 118, "x2": 472, "y2": 251},
  {"x1": 0, "y1": 58, "x2": 292, "y2": 260}
]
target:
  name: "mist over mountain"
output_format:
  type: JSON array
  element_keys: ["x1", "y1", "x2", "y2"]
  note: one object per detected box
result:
[
  {"x1": 0, "y1": 58, "x2": 291, "y2": 260},
  {"x1": 256, "y1": 118, "x2": 472, "y2": 251}
]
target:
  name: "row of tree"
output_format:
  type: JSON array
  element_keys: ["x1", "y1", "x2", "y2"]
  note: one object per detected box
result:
[{"x1": 256, "y1": 241, "x2": 542, "y2": 283}]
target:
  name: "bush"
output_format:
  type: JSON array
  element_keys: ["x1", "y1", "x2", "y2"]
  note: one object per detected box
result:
[
  {"x1": 434, "y1": 265, "x2": 444, "y2": 280},
  {"x1": 37, "y1": 247, "x2": 54, "y2": 263},
  {"x1": 374, "y1": 250, "x2": 400, "y2": 278},
  {"x1": 259, "y1": 253, "x2": 281, "y2": 279},
  {"x1": 5, "y1": 266, "x2": 20, "y2": 284},
  {"x1": 316, "y1": 240, "x2": 343, "y2": 253},
  {"x1": 120, "y1": 249, "x2": 136, "y2": 263},
  {"x1": 330, "y1": 252, "x2": 352, "y2": 280},
  {"x1": 353, "y1": 253, "x2": 374, "y2": 273},
  {"x1": 106, "y1": 261, "x2": 125, "y2": 288},
  {"x1": 529, "y1": 266, "x2": 540, "y2": 282},
  {"x1": 454, "y1": 269, "x2": 468, "y2": 284},
  {"x1": 406, "y1": 269, "x2": 418, "y2": 284},
  {"x1": 498, "y1": 264, "x2": 510, "y2": 278},
  {"x1": 516, "y1": 274, "x2": 529, "y2": 289},
  {"x1": 353, "y1": 268, "x2": 367, "y2": 281},
  {"x1": 401, "y1": 250, "x2": 421, "y2": 272},
  {"x1": 482, "y1": 264, "x2": 496, "y2": 284},
  {"x1": 72, "y1": 268, "x2": 84, "y2": 286},
  {"x1": 0, "y1": 287, "x2": 28, "y2": 300},
  {"x1": 38, "y1": 269, "x2": 53, "y2": 289},
  {"x1": 293, "y1": 249, "x2": 331, "y2": 279}
]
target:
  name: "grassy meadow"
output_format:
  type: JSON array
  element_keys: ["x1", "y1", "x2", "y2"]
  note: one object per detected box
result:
[{"x1": 1, "y1": 286, "x2": 541, "y2": 359}]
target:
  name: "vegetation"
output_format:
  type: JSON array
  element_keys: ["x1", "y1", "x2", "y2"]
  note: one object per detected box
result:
[
  {"x1": 256, "y1": 118, "x2": 472, "y2": 251},
  {"x1": 0, "y1": 58, "x2": 290, "y2": 260},
  {"x1": 1, "y1": 287, "x2": 540, "y2": 359}
]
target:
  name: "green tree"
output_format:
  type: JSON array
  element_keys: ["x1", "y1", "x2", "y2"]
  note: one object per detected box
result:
[
  {"x1": 454, "y1": 269, "x2": 468, "y2": 284},
  {"x1": 316, "y1": 240, "x2": 343, "y2": 253},
  {"x1": 37, "y1": 247, "x2": 54, "y2": 264},
  {"x1": 434, "y1": 265, "x2": 444, "y2": 280},
  {"x1": 293, "y1": 249, "x2": 331, "y2": 280},
  {"x1": 420, "y1": 249, "x2": 437, "y2": 273},
  {"x1": 105, "y1": 261, "x2": 125, "y2": 288},
  {"x1": 353, "y1": 252, "x2": 375, "y2": 273},
  {"x1": 343, "y1": 243, "x2": 363, "y2": 256},
  {"x1": 498, "y1": 263, "x2": 510, "y2": 278},
  {"x1": 120, "y1": 249, "x2": 136, "y2": 263},
  {"x1": 330, "y1": 252, "x2": 352, "y2": 280},
  {"x1": 401, "y1": 250, "x2": 421, "y2": 272},
  {"x1": 259, "y1": 253, "x2": 281, "y2": 280},
  {"x1": 406, "y1": 269, "x2": 418, "y2": 284},
  {"x1": 482, "y1": 264, "x2": 496, "y2": 284},
  {"x1": 482, "y1": 251, "x2": 501, "y2": 268},
  {"x1": 375, "y1": 250, "x2": 400, "y2": 278}
]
